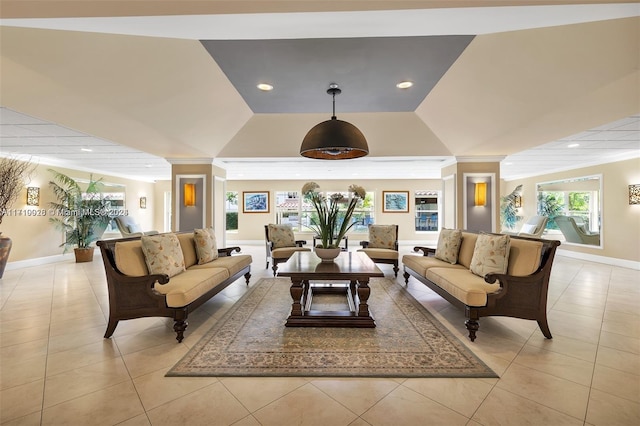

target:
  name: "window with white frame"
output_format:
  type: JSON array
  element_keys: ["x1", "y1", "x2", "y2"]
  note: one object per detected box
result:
[
  {"x1": 414, "y1": 190, "x2": 439, "y2": 231},
  {"x1": 225, "y1": 191, "x2": 238, "y2": 231}
]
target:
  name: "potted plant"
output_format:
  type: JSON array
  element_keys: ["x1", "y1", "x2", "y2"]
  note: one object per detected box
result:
[
  {"x1": 48, "y1": 169, "x2": 113, "y2": 262},
  {"x1": 500, "y1": 185, "x2": 523, "y2": 231},
  {"x1": 0, "y1": 156, "x2": 37, "y2": 277},
  {"x1": 302, "y1": 181, "x2": 366, "y2": 261}
]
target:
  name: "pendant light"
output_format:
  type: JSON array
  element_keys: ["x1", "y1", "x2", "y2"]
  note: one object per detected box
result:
[{"x1": 300, "y1": 84, "x2": 369, "y2": 160}]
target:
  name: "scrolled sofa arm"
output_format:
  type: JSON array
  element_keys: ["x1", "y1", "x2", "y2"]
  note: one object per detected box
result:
[{"x1": 413, "y1": 246, "x2": 436, "y2": 256}]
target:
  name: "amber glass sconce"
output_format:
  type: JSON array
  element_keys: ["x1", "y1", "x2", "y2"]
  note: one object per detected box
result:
[
  {"x1": 26, "y1": 187, "x2": 40, "y2": 206},
  {"x1": 474, "y1": 182, "x2": 487, "y2": 206},
  {"x1": 184, "y1": 183, "x2": 196, "y2": 207}
]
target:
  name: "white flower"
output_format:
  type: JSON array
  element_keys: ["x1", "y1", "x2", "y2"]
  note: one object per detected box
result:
[
  {"x1": 349, "y1": 184, "x2": 366, "y2": 199},
  {"x1": 302, "y1": 181, "x2": 319, "y2": 196}
]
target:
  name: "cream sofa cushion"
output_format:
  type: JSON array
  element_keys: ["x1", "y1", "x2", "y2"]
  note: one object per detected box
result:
[
  {"x1": 457, "y1": 232, "x2": 479, "y2": 269},
  {"x1": 470, "y1": 233, "x2": 511, "y2": 277},
  {"x1": 507, "y1": 239, "x2": 543, "y2": 276},
  {"x1": 176, "y1": 233, "x2": 198, "y2": 268},
  {"x1": 194, "y1": 228, "x2": 218, "y2": 264},
  {"x1": 426, "y1": 267, "x2": 500, "y2": 307},
  {"x1": 141, "y1": 234, "x2": 186, "y2": 278},
  {"x1": 402, "y1": 254, "x2": 465, "y2": 277},
  {"x1": 271, "y1": 246, "x2": 310, "y2": 260},
  {"x1": 189, "y1": 254, "x2": 253, "y2": 277},
  {"x1": 114, "y1": 240, "x2": 148, "y2": 276},
  {"x1": 434, "y1": 229, "x2": 462, "y2": 264},
  {"x1": 154, "y1": 268, "x2": 230, "y2": 307}
]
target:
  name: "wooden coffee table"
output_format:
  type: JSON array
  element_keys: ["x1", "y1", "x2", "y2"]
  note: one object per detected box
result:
[{"x1": 277, "y1": 251, "x2": 384, "y2": 327}]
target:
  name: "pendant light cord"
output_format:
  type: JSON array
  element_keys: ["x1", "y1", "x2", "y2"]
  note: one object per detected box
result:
[{"x1": 331, "y1": 90, "x2": 336, "y2": 120}]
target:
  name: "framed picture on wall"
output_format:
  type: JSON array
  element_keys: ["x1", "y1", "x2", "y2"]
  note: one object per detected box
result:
[
  {"x1": 139, "y1": 197, "x2": 147, "y2": 209},
  {"x1": 383, "y1": 191, "x2": 409, "y2": 213},
  {"x1": 243, "y1": 191, "x2": 270, "y2": 213}
]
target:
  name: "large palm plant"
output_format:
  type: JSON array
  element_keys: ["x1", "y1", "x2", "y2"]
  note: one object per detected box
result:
[{"x1": 48, "y1": 169, "x2": 113, "y2": 251}]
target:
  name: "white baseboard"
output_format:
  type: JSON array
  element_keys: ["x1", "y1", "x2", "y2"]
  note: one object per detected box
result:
[
  {"x1": 557, "y1": 248, "x2": 640, "y2": 270},
  {"x1": 5, "y1": 251, "x2": 98, "y2": 271}
]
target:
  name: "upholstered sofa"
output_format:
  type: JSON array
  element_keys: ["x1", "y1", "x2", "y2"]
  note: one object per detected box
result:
[
  {"x1": 97, "y1": 230, "x2": 252, "y2": 342},
  {"x1": 402, "y1": 230, "x2": 560, "y2": 342}
]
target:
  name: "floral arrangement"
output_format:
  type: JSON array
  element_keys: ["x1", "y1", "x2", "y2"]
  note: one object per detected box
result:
[{"x1": 302, "y1": 181, "x2": 366, "y2": 249}]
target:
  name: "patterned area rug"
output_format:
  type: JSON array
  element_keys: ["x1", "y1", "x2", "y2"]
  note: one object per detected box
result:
[{"x1": 167, "y1": 278, "x2": 497, "y2": 378}]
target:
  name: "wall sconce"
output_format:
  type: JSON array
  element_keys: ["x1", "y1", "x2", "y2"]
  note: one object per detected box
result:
[
  {"x1": 139, "y1": 197, "x2": 147, "y2": 209},
  {"x1": 514, "y1": 195, "x2": 522, "y2": 208},
  {"x1": 26, "y1": 187, "x2": 40, "y2": 206},
  {"x1": 630, "y1": 184, "x2": 640, "y2": 205},
  {"x1": 474, "y1": 182, "x2": 487, "y2": 206},
  {"x1": 184, "y1": 183, "x2": 196, "y2": 207}
]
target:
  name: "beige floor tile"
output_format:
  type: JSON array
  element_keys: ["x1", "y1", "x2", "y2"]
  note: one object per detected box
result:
[
  {"x1": 596, "y1": 346, "x2": 640, "y2": 375},
  {"x1": 348, "y1": 418, "x2": 373, "y2": 426},
  {"x1": 601, "y1": 317, "x2": 640, "y2": 339},
  {"x1": 513, "y1": 344, "x2": 594, "y2": 386},
  {"x1": 114, "y1": 413, "x2": 151, "y2": 426},
  {"x1": 552, "y1": 301, "x2": 604, "y2": 319},
  {"x1": 585, "y1": 388, "x2": 640, "y2": 426},
  {"x1": 598, "y1": 331, "x2": 640, "y2": 355},
  {"x1": 48, "y1": 312, "x2": 107, "y2": 338},
  {"x1": 45, "y1": 339, "x2": 120, "y2": 376},
  {"x1": 231, "y1": 415, "x2": 261, "y2": 426},
  {"x1": 253, "y1": 382, "x2": 358, "y2": 426},
  {"x1": 113, "y1": 324, "x2": 178, "y2": 355},
  {"x1": 43, "y1": 357, "x2": 131, "y2": 407},
  {"x1": 0, "y1": 353, "x2": 47, "y2": 390},
  {"x1": 146, "y1": 381, "x2": 250, "y2": 426},
  {"x1": 473, "y1": 387, "x2": 583, "y2": 426},
  {"x1": 592, "y1": 364, "x2": 640, "y2": 403},
  {"x1": 361, "y1": 385, "x2": 468, "y2": 426},
  {"x1": 46, "y1": 324, "x2": 106, "y2": 354},
  {"x1": 0, "y1": 325, "x2": 50, "y2": 348},
  {"x1": 0, "y1": 379, "x2": 44, "y2": 424},
  {"x1": 41, "y1": 381, "x2": 145, "y2": 426},
  {"x1": 310, "y1": 378, "x2": 400, "y2": 416},
  {"x1": 122, "y1": 341, "x2": 189, "y2": 378},
  {"x1": 527, "y1": 331, "x2": 598, "y2": 362},
  {"x1": 0, "y1": 411, "x2": 42, "y2": 426},
  {"x1": 0, "y1": 338, "x2": 48, "y2": 362},
  {"x1": 220, "y1": 376, "x2": 309, "y2": 412},
  {"x1": 496, "y1": 363, "x2": 589, "y2": 419},
  {"x1": 133, "y1": 367, "x2": 218, "y2": 410},
  {"x1": 403, "y1": 377, "x2": 494, "y2": 417},
  {"x1": 604, "y1": 299, "x2": 638, "y2": 316}
]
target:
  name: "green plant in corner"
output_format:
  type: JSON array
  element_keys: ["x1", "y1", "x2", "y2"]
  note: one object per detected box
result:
[
  {"x1": 500, "y1": 184, "x2": 523, "y2": 230},
  {"x1": 302, "y1": 182, "x2": 366, "y2": 249},
  {"x1": 48, "y1": 169, "x2": 113, "y2": 259}
]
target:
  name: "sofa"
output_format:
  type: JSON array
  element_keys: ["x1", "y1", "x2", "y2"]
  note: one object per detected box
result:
[
  {"x1": 402, "y1": 230, "x2": 560, "y2": 342},
  {"x1": 97, "y1": 230, "x2": 252, "y2": 342}
]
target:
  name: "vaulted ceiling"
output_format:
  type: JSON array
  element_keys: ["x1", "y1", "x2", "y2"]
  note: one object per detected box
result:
[{"x1": 0, "y1": 1, "x2": 638, "y2": 181}]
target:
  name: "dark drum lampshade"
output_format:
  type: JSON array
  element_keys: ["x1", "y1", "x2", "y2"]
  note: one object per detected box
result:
[{"x1": 300, "y1": 84, "x2": 369, "y2": 160}]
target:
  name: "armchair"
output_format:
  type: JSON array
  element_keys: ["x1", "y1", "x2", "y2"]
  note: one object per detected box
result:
[
  {"x1": 505, "y1": 215, "x2": 548, "y2": 238},
  {"x1": 113, "y1": 216, "x2": 159, "y2": 238},
  {"x1": 265, "y1": 224, "x2": 310, "y2": 276},
  {"x1": 555, "y1": 215, "x2": 600, "y2": 245},
  {"x1": 358, "y1": 224, "x2": 399, "y2": 277}
]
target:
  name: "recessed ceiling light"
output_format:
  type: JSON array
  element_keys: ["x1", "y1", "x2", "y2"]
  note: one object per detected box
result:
[
  {"x1": 80, "y1": 148, "x2": 93, "y2": 152},
  {"x1": 504, "y1": 162, "x2": 513, "y2": 165},
  {"x1": 396, "y1": 81, "x2": 413, "y2": 89},
  {"x1": 257, "y1": 83, "x2": 273, "y2": 91},
  {"x1": 145, "y1": 164, "x2": 152, "y2": 168},
  {"x1": 568, "y1": 143, "x2": 580, "y2": 148}
]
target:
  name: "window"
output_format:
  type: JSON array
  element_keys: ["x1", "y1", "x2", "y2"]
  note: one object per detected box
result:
[
  {"x1": 298, "y1": 190, "x2": 375, "y2": 234},
  {"x1": 225, "y1": 191, "x2": 238, "y2": 231},
  {"x1": 414, "y1": 191, "x2": 439, "y2": 231},
  {"x1": 275, "y1": 191, "x2": 301, "y2": 230}
]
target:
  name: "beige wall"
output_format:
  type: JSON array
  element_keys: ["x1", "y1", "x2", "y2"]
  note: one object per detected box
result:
[
  {"x1": 502, "y1": 157, "x2": 640, "y2": 262},
  {"x1": 225, "y1": 179, "x2": 444, "y2": 243},
  {"x1": 2, "y1": 163, "x2": 159, "y2": 262}
]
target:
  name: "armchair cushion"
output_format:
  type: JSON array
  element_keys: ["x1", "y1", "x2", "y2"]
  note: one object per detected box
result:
[
  {"x1": 434, "y1": 228, "x2": 463, "y2": 264},
  {"x1": 267, "y1": 224, "x2": 296, "y2": 249},
  {"x1": 470, "y1": 233, "x2": 511, "y2": 277},
  {"x1": 194, "y1": 227, "x2": 218, "y2": 264},
  {"x1": 128, "y1": 223, "x2": 142, "y2": 233},
  {"x1": 368, "y1": 225, "x2": 397, "y2": 249},
  {"x1": 141, "y1": 233, "x2": 186, "y2": 278}
]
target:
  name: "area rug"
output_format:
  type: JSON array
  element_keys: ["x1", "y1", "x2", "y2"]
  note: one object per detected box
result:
[{"x1": 166, "y1": 278, "x2": 497, "y2": 378}]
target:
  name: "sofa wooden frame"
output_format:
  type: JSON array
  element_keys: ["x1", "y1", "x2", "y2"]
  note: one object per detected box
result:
[
  {"x1": 97, "y1": 234, "x2": 251, "y2": 343},
  {"x1": 403, "y1": 233, "x2": 560, "y2": 342}
]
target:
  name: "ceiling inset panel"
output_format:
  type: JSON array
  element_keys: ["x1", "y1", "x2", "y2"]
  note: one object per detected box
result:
[{"x1": 201, "y1": 36, "x2": 474, "y2": 113}]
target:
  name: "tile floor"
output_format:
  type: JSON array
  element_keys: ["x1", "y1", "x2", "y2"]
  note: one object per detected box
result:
[{"x1": 0, "y1": 244, "x2": 639, "y2": 425}]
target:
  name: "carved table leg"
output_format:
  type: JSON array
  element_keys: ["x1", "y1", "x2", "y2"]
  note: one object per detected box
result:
[
  {"x1": 289, "y1": 278, "x2": 304, "y2": 317},
  {"x1": 356, "y1": 278, "x2": 371, "y2": 317}
]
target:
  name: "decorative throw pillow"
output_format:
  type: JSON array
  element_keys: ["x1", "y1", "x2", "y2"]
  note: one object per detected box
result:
[
  {"x1": 470, "y1": 233, "x2": 511, "y2": 277},
  {"x1": 434, "y1": 228, "x2": 463, "y2": 264},
  {"x1": 127, "y1": 223, "x2": 142, "y2": 233},
  {"x1": 520, "y1": 223, "x2": 537, "y2": 234},
  {"x1": 140, "y1": 233, "x2": 185, "y2": 277},
  {"x1": 194, "y1": 227, "x2": 218, "y2": 264},
  {"x1": 268, "y1": 224, "x2": 296, "y2": 249},
  {"x1": 368, "y1": 225, "x2": 396, "y2": 249}
]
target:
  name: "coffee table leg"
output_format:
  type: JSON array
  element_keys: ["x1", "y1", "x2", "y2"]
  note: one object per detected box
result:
[
  {"x1": 356, "y1": 278, "x2": 371, "y2": 317},
  {"x1": 290, "y1": 278, "x2": 304, "y2": 317}
]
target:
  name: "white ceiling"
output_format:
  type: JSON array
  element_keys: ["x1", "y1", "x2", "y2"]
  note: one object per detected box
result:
[{"x1": 0, "y1": 3, "x2": 638, "y2": 182}]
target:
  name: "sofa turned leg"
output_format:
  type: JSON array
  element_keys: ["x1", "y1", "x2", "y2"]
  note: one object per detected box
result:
[
  {"x1": 402, "y1": 271, "x2": 410, "y2": 284},
  {"x1": 393, "y1": 263, "x2": 399, "y2": 277},
  {"x1": 465, "y1": 319, "x2": 479, "y2": 342},
  {"x1": 271, "y1": 264, "x2": 278, "y2": 276},
  {"x1": 174, "y1": 320, "x2": 188, "y2": 343},
  {"x1": 104, "y1": 318, "x2": 119, "y2": 338},
  {"x1": 537, "y1": 318, "x2": 553, "y2": 339},
  {"x1": 244, "y1": 272, "x2": 251, "y2": 285}
]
